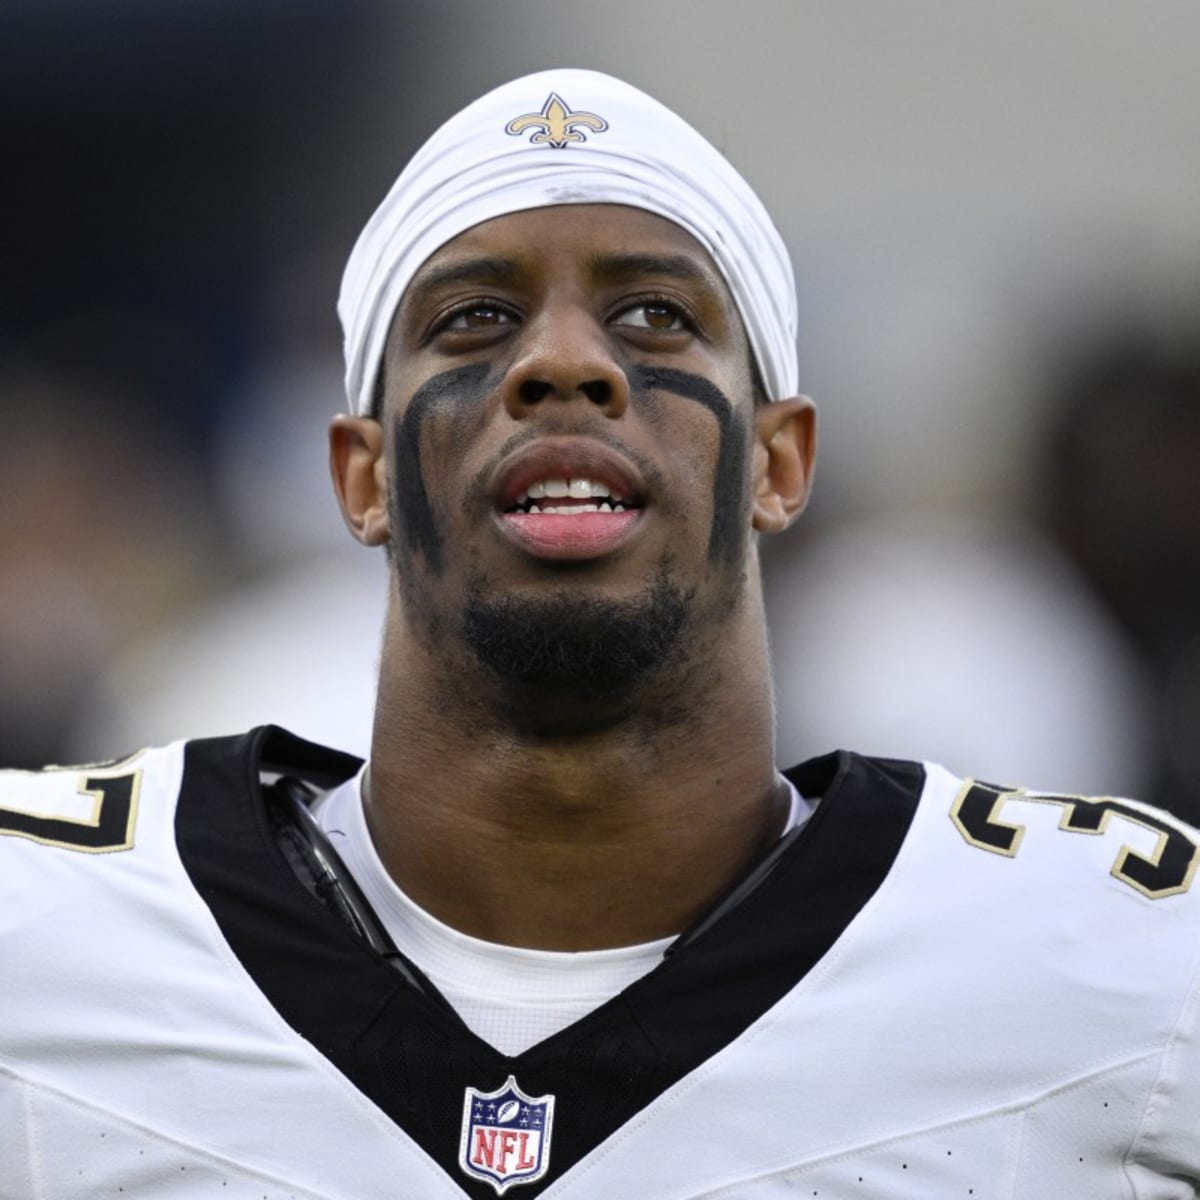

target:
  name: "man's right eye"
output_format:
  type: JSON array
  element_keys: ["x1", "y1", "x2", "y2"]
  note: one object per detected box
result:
[{"x1": 438, "y1": 302, "x2": 516, "y2": 332}]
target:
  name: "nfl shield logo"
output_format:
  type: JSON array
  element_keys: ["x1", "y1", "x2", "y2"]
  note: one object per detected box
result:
[{"x1": 459, "y1": 1075, "x2": 556, "y2": 1194}]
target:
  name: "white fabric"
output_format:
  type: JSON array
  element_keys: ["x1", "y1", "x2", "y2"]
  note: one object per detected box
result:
[
  {"x1": 2, "y1": 744, "x2": 1200, "y2": 1195},
  {"x1": 338, "y1": 68, "x2": 799, "y2": 415},
  {"x1": 314, "y1": 768, "x2": 812, "y2": 1056},
  {"x1": 5, "y1": 746, "x2": 1200, "y2": 1196},
  {"x1": 0, "y1": 744, "x2": 462, "y2": 1199}
]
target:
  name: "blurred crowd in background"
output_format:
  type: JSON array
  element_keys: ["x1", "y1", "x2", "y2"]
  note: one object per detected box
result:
[{"x1": 3, "y1": 1, "x2": 1198, "y2": 822}]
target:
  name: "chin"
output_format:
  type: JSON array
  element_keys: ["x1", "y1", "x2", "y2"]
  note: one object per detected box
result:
[{"x1": 462, "y1": 569, "x2": 692, "y2": 696}]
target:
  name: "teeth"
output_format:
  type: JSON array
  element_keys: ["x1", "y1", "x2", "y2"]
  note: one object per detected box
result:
[{"x1": 511, "y1": 477, "x2": 634, "y2": 512}]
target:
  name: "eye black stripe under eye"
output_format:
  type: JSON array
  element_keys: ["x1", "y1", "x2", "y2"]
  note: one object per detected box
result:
[
  {"x1": 629, "y1": 366, "x2": 746, "y2": 568},
  {"x1": 393, "y1": 363, "x2": 493, "y2": 569}
]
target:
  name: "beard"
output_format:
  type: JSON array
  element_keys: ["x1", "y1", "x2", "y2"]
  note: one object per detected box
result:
[{"x1": 462, "y1": 568, "x2": 692, "y2": 695}]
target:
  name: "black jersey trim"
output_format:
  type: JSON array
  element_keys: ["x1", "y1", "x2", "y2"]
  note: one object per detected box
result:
[{"x1": 176, "y1": 727, "x2": 923, "y2": 1199}]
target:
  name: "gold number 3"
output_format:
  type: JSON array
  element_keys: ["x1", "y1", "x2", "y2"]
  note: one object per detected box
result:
[{"x1": 951, "y1": 782, "x2": 1200, "y2": 899}]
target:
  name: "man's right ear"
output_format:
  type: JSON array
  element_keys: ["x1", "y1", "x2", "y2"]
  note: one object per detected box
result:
[{"x1": 329, "y1": 415, "x2": 390, "y2": 546}]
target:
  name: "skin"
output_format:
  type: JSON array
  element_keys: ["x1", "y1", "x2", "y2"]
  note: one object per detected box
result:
[{"x1": 329, "y1": 204, "x2": 816, "y2": 951}]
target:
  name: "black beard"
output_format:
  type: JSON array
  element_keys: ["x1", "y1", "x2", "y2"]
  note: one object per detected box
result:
[{"x1": 462, "y1": 570, "x2": 691, "y2": 695}]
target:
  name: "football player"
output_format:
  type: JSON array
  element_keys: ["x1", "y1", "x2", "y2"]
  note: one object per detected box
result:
[{"x1": 3, "y1": 69, "x2": 1199, "y2": 1199}]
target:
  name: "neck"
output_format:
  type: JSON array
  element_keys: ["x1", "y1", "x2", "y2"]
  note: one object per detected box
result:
[{"x1": 365, "y1": 581, "x2": 785, "y2": 951}]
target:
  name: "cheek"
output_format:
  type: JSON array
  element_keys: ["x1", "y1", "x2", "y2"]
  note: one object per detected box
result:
[
  {"x1": 393, "y1": 365, "x2": 495, "y2": 500},
  {"x1": 660, "y1": 411, "x2": 723, "y2": 505},
  {"x1": 650, "y1": 412, "x2": 725, "y2": 552},
  {"x1": 418, "y1": 404, "x2": 491, "y2": 493},
  {"x1": 386, "y1": 363, "x2": 496, "y2": 571},
  {"x1": 657, "y1": 393, "x2": 753, "y2": 571}
]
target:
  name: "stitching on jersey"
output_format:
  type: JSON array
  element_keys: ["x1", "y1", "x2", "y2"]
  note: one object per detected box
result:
[
  {"x1": 1004, "y1": 1106, "x2": 1027, "y2": 1200},
  {"x1": 700, "y1": 1050, "x2": 1156, "y2": 1199},
  {"x1": 0, "y1": 1061, "x2": 334, "y2": 1199},
  {"x1": 23, "y1": 1076, "x2": 44, "y2": 1200},
  {"x1": 1125, "y1": 945, "x2": 1200, "y2": 1194},
  {"x1": 562, "y1": 1046, "x2": 1162, "y2": 1198}
]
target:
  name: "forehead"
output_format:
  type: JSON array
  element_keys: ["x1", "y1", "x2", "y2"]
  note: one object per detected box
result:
[{"x1": 401, "y1": 203, "x2": 736, "y2": 312}]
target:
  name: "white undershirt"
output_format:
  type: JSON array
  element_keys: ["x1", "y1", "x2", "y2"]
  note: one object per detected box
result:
[{"x1": 313, "y1": 770, "x2": 813, "y2": 1056}]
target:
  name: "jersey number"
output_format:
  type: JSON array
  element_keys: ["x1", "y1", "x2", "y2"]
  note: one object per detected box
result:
[
  {"x1": 0, "y1": 771, "x2": 141, "y2": 853},
  {"x1": 952, "y1": 782, "x2": 1200, "y2": 899}
]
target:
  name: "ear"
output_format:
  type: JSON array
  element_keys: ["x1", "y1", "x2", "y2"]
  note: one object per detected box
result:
[
  {"x1": 751, "y1": 396, "x2": 816, "y2": 533},
  {"x1": 329, "y1": 415, "x2": 390, "y2": 546}
]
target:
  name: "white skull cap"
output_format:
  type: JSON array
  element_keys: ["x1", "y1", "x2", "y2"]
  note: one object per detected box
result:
[{"x1": 338, "y1": 68, "x2": 799, "y2": 414}]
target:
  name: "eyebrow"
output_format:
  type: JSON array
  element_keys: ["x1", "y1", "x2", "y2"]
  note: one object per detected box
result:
[
  {"x1": 405, "y1": 250, "x2": 721, "y2": 316},
  {"x1": 402, "y1": 257, "x2": 520, "y2": 316},
  {"x1": 586, "y1": 252, "x2": 718, "y2": 291}
]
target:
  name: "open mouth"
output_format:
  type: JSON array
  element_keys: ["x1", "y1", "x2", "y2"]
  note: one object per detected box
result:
[
  {"x1": 497, "y1": 475, "x2": 645, "y2": 561},
  {"x1": 490, "y1": 441, "x2": 649, "y2": 560},
  {"x1": 504, "y1": 477, "x2": 641, "y2": 515}
]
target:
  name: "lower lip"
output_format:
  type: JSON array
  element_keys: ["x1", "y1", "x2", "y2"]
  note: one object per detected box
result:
[{"x1": 498, "y1": 510, "x2": 643, "y2": 559}]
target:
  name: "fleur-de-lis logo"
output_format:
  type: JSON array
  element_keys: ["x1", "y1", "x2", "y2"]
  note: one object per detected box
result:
[{"x1": 505, "y1": 92, "x2": 608, "y2": 148}]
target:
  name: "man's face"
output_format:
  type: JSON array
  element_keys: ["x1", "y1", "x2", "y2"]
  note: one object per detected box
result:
[{"x1": 375, "y1": 203, "x2": 767, "y2": 699}]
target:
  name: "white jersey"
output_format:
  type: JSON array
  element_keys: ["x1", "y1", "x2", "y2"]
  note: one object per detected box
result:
[{"x1": 2, "y1": 726, "x2": 1199, "y2": 1199}]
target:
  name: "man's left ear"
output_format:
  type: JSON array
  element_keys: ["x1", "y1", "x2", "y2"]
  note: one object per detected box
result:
[{"x1": 751, "y1": 397, "x2": 817, "y2": 533}]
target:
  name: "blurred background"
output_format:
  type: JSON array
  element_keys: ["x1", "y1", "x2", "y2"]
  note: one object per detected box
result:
[{"x1": 3, "y1": 0, "x2": 1198, "y2": 820}]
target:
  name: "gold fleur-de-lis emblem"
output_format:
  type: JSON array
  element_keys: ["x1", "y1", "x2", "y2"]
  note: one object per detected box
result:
[{"x1": 505, "y1": 92, "x2": 608, "y2": 148}]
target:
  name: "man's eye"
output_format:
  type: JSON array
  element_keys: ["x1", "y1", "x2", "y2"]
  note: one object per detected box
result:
[
  {"x1": 441, "y1": 303, "x2": 515, "y2": 331},
  {"x1": 612, "y1": 302, "x2": 689, "y2": 332}
]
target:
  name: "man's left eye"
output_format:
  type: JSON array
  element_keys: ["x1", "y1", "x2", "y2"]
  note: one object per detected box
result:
[{"x1": 612, "y1": 302, "x2": 688, "y2": 332}]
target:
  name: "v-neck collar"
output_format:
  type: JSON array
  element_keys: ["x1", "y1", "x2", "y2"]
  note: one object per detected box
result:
[{"x1": 176, "y1": 727, "x2": 924, "y2": 1198}]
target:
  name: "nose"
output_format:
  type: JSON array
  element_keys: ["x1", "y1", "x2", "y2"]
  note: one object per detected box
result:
[{"x1": 501, "y1": 305, "x2": 630, "y2": 420}]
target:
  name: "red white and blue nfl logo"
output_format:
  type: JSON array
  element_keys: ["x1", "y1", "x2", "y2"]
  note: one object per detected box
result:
[{"x1": 459, "y1": 1075, "x2": 556, "y2": 1194}]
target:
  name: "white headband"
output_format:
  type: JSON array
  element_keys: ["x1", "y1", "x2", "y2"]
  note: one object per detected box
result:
[{"x1": 338, "y1": 68, "x2": 798, "y2": 415}]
